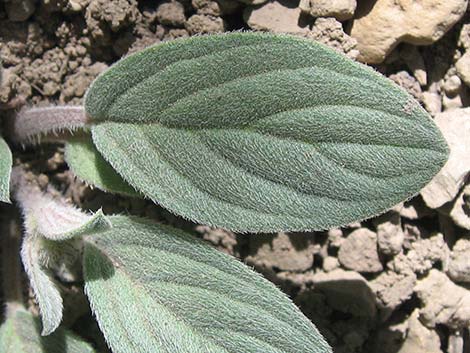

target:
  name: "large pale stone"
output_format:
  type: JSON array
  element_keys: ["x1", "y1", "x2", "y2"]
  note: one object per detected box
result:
[
  {"x1": 350, "y1": 0, "x2": 468, "y2": 63},
  {"x1": 243, "y1": 0, "x2": 309, "y2": 35},
  {"x1": 421, "y1": 108, "x2": 470, "y2": 209}
]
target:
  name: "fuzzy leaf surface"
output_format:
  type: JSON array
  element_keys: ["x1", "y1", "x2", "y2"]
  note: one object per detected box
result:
[
  {"x1": 0, "y1": 308, "x2": 95, "y2": 353},
  {"x1": 0, "y1": 137, "x2": 12, "y2": 203},
  {"x1": 83, "y1": 215, "x2": 331, "y2": 353},
  {"x1": 85, "y1": 32, "x2": 449, "y2": 232},
  {"x1": 65, "y1": 136, "x2": 138, "y2": 197}
]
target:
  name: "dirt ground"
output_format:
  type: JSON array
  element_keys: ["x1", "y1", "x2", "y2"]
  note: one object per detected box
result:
[{"x1": 1, "y1": 1, "x2": 470, "y2": 353}]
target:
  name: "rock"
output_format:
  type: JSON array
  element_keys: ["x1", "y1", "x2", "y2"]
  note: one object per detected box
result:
[
  {"x1": 389, "y1": 233, "x2": 449, "y2": 275},
  {"x1": 350, "y1": 0, "x2": 468, "y2": 64},
  {"x1": 312, "y1": 269, "x2": 377, "y2": 318},
  {"x1": 447, "y1": 236, "x2": 470, "y2": 283},
  {"x1": 246, "y1": 232, "x2": 320, "y2": 272},
  {"x1": 415, "y1": 269, "x2": 470, "y2": 329},
  {"x1": 299, "y1": 0, "x2": 356, "y2": 21},
  {"x1": 307, "y1": 17, "x2": 359, "y2": 59},
  {"x1": 422, "y1": 83, "x2": 442, "y2": 115},
  {"x1": 450, "y1": 184, "x2": 470, "y2": 230},
  {"x1": 243, "y1": 0, "x2": 309, "y2": 35},
  {"x1": 370, "y1": 271, "x2": 416, "y2": 311},
  {"x1": 389, "y1": 71, "x2": 422, "y2": 100},
  {"x1": 443, "y1": 75, "x2": 462, "y2": 96},
  {"x1": 323, "y1": 256, "x2": 340, "y2": 272},
  {"x1": 398, "y1": 197, "x2": 435, "y2": 220},
  {"x1": 192, "y1": 0, "x2": 239, "y2": 15},
  {"x1": 327, "y1": 227, "x2": 344, "y2": 248},
  {"x1": 338, "y1": 228, "x2": 383, "y2": 273},
  {"x1": 455, "y1": 51, "x2": 470, "y2": 87},
  {"x1": 60, "y1": 62, "x2": 108, "y2": 102},
  {"x1": 458, "y1": 23, "x2": 470, "y2": 50},
  {"x1": 399, "y1": 44, "x2": 427, "y2": 86},
  {"x1": 398, "y1": 310, "x2": 443, "y2": 353},
  {"x1": 237, "y1": 0, "x2": 267, "y2": 4},
  {"x1": 5, "y1": 0, "x2": 35, "y2": 22},
  {"x1": 421, "y1": 108, "x2": 470, "y2": 208},
  {"x1": 185, "y1": 14, "x2": 225, "y2": 34},
  {"x1": 374, "y1": 212, "x2": 404, "y2": 256},
  {"x1": 156, "y1": 1, "x2": 186, "y2": 27}
]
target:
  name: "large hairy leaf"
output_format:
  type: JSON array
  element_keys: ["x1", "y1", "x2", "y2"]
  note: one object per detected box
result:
[
  {"x1": 65, "y1": 136, "x2": 138, "y2": 197},
  {"x1": 0, "y1": 137, "x2": 12, "y2": 203},
  {"x1": 85, "y1": 32, "x2": 449, "y2": 232},
  {"x1": 0, "y1": 308, "x2": 95, "y2": 353},
  {"x1": 83, "y1": 215, "x2": 331, "y2": 353}
]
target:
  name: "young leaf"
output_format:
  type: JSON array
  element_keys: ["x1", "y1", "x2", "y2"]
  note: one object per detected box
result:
[
  {"x1": 84, "y1": 32, "x2": 449, "y2": 232},
  {"x1": 0, "y1": 307, "x2": 96, "y2": 353},
  {"x1": 83, "y1": 215, "x2": 332, "y2": 353},
  {"x1": 65, "y1": 135, "x2": 139, "y2": 197},
  {"x1": 0, "y1": 137, "x2": 12, "y2": 203},
  {"x1": 10, "y1": 168, "x2": 112, "y2": 334},
  {"x1": 20, "y1": 236, "x2": 64, "y2": 336}
]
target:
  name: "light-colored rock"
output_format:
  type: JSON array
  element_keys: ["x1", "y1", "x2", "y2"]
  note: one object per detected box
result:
[
  {"x1": 422, "y1": 83, "x2": 442, "y2": 115},
  {"x1": 338, "y1": 228, "x2": 383, "y2": 273},
  {"x1": 458, "y1": 23, "x2": 470, "y2": 50},
  {"x1": 415, "y1": 269, "x2": 470, "y2": 329},
  {"x1": 243, "y1": 0, "x2": 309, "y2": 35},
  {"x1": 237, "y1": 0, "x2": 267, "y2": 4},
  {"x1": 312, "y1": 269, "x2": 376, "y2": 318},
  {"x1": 389, "y1": 233, "x2": 449, "y2": 275},
  {"x1": 398, "y1": 310, "x2": 443, "y2": 353},
  {"x1": 323, "y1": 256, "x2": 340, "y2": 272},
  {"x1": 370, "y1": 271, "x2": 416, "y2": 311},
  {"x1": 447, "y1": 236, "x2": 470, "y2": 283},
  {"x1": 327, "y1": 227, "x2": 344, "y2": 248},
  {"x1": 374, "y1": 212, "x2": 404, "y2": 256},
  {"x1": 456, "y1": 51, "x2": 470, "y2": 87},
  {"x1": 443, "y1": 75, "x2": 462, "y2": 96},
  {"x1": 185, "y1": 14, "x2": 225, "y2": 34},
  {"x1": 246, "y1": 232, "x2": 320, "y2": 272},
  {"x1": 5, "y1": 0, "x2": 35, "y2": 22},
  {"x1": 350, "y1": 0, "x2": 468, "y2": 63},
  {"x1": 400, "y1": 44, "x2": 427, "y2": 86},
  {"x1": 299, "y1": 0, "x2": 356, "y2": 21},
  {"x1": 389, "y1": 71, "x2": 422, "y2": 100},
  {"x1": 307, "y1": 17, "x2": 359, "y2": 59},
  {"x1": 450, "y1": 184, "x2": 470, "y2": 230},
  {"x1": 156, "y1": 1, "x2": 186, "y2": 27},
  {"x1": 421, "y1": 108, "x2": 470, "y2": 208}
]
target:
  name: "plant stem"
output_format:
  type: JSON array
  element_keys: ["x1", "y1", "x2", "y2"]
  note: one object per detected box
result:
[
  {"x1": 6, "y1": 105, "x2": 90, "y2": 146},
  {"x1": 1, "y1": 206, "x2": 24, "y2": 316}
]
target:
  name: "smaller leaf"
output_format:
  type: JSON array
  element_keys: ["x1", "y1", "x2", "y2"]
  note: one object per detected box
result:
[
  {"x1": 65, "y1": 135, "x2": 138, "y2": 197},
  {"x1": 11, "y1": 167, "x2": 111, "y2": 241},
  {"x1": 84, "y1": 216, "x2": 331, "y2": 353},
  {"x1": 0, "y1": 307, "x2": 96, "y2": 353},
  {"x1": 0, "y1": 137, "x2": 12, "y2": 203},
  {"x1": 20, "y1": 236, "x2": 63, "y2": 336}
]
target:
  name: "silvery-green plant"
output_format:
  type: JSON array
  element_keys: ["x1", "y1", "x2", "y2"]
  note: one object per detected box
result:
[{"x1": 0, "y1": 32, "x2": 448, "y2": 353}]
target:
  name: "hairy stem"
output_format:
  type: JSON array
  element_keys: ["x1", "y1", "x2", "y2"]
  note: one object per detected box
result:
[
  {"x1": 1, "y1": 206, "x2": 24, "y2": 316},
  {"x1": 7, "y1": 106, "x2": 90, "y2": 145}
]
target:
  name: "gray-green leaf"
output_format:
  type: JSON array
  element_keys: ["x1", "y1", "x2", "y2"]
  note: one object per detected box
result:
[
  {"x1": 0, "y1": 137, "x2": 12, "y2": 203},
  {"x1": 85, "y1": 32, "x2": 449, "y2": 232},
  {"x1": 65, "y1": 135, "x2": 139, "y2": 197},
  {"x1": 0, "y1": 308, "x2": 96, "y2": 353},
  {"x1": 83, "y1": 215, "x2": 331, "y2": 353}
]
